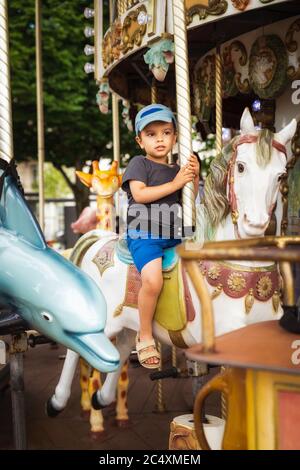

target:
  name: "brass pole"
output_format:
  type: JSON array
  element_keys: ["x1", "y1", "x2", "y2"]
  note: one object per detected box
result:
[
  {"x1": 94, "y1": 1, "x2": 104, "y2": 82},
  {"x1": 151, "y1": 78, "x2": 158, "y2": 104},
  {"x1": 184, "y1": 260, "x2": 215, "y2": 353},
  {"x1": 178, "y1": 245, "x2": 300, "y2": 263},
  {"x1": 150, "y1": 78, "x2": 165, "y2": 412},
  {"x1": 215, "y1": 44, "x2": 222, "y2": 156},
  {"x1": 155, "y1": 342, "x2": 166, "y2": 413},
  {"x1": 172, "y1": 0, "x2": 195, "y2": 237},
  {"x1": 109, "y1": 0, "x2": 114, "y2": 23},
  {"x1": 280, "y1": 261, "x2": 295, "y2": 306},
  {"x1": 190, "y1": 235, "x2": 300, "y2": 250},
  {"x1": 0, "y1": 0, "x2": 13, "y2": 163},
  {"x1": 35, "y1": 0, "x2": 45, "y2": 230},
  {"x1": 112, "y1": 93, "x2": 120, "y2": 216}
]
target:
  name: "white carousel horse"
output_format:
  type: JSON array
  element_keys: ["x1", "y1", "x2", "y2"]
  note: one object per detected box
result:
[{"x1": 47, "y1": 108, "x2": 297, "y2": 415}]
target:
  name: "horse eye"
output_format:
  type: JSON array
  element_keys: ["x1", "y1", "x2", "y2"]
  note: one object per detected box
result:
[{"x1": 237, "y1": 163, "x2": 245, "y2": 174}]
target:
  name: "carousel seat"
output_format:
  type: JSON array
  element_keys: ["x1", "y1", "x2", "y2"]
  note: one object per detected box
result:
[{"x1": 116, "y1": 235, "x2": 178, "y2": 272}]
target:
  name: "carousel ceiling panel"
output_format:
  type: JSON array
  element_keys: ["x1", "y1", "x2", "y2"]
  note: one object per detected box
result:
[
  {"x1": 100, "y1": 0, "x2": 299, "y2": 107},
  {"x1": 181, "y1": 0, "x2": 295, "y2": 30},
  {"x1": 193, "y1": 13, "x2": 300, "y2": 123}
]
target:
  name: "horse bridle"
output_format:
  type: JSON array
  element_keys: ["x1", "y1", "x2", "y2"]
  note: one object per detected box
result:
[{"x1": 227, "y1": 134, "x2": 287, "y2": 236}]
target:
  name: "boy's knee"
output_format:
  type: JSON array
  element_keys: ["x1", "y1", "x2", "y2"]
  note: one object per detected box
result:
[{"x1": 143, "y1": 275, "x2": 163, "y2": 295}]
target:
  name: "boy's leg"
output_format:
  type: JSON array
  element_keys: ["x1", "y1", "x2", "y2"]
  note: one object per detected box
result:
[{"x1": 138, "y1": 257, "x2": 163, "y2": 366}]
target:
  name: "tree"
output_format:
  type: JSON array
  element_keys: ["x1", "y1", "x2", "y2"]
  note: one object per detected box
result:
[{"x1": 9, "y1": 0, "x2": 138, "y2": 215}]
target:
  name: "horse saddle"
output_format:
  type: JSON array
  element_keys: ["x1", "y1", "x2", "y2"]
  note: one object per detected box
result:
[
  {"x1": 114, "y1": 238, "x2": 195, "y2": 333},
  {"x1": 116, "y1": 235, "x2": 178, "y2": 272}
]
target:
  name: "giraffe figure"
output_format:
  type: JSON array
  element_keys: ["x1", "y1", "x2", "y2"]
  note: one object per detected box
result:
[{"x1": 76, "y1": 160, "x2": 130, "y2": 436}]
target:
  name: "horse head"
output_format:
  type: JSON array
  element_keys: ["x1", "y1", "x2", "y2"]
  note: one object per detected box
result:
[
  {"x1": 0, "y1": 161, "x2": 120, "y2": 372},
  {"x1": 204, "y1": 108, "x2": 297, "y2": 239}
]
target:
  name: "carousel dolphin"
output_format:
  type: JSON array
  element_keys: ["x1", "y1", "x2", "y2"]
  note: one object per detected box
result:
[{"x1": 0, "y1": 160, "x2": 120, "y2": 373}]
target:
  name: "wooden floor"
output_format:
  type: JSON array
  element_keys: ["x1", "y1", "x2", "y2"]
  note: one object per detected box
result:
[{"x1": 0, "y1": 343, "x2": 220, "y2": 450}]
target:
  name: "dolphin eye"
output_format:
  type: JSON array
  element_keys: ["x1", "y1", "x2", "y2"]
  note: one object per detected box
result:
[{"x1": 40, "y1": 312, "x2": 53, "y2": 322}]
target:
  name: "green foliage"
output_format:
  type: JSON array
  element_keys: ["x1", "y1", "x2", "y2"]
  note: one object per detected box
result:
[
  {"x1": 32, "y1": 163, "x2": 73, "y2": 199},
  {"x1": 9, "y1": 0, "x2": 138, "y2": 172}
]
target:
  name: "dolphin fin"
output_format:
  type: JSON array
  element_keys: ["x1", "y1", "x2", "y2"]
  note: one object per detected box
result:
[{"x1": 0, "y1": 167, "x2": 46, "y2": 250}]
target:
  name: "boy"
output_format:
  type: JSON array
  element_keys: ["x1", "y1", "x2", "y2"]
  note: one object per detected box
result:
[{"x1": 122, "y1": 104, "x2": 199, "y2": 368}]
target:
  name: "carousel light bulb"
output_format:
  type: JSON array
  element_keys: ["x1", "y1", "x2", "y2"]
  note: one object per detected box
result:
[
  {"x1": 84, "y1": 26, "x2": 95, "y2": 38},
  {"x1": 84, "y1": 8, "x2": 95, "y2": 19},
  {"x1": 84, "y1": 44, "x2": 95, "y2": 56},
  {"x1": 252, "y1": 99, "x2": 261, "y2": 112},
  {"x1": 137, "y1": 11, "x2": 152, "y2": 25},
  {"x1": 84, "y1": 62, "x2": 95, "y2": 74}
]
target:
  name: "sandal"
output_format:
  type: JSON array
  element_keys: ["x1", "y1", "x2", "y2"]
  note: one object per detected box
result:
[{"x1": 135, "y1": 334, "x2": 161, "y2": 369}]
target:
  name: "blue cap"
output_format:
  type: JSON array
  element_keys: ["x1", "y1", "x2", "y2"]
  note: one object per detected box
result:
[{"x1": 135, "y1": 104, "x2": 176, "y2": 135}]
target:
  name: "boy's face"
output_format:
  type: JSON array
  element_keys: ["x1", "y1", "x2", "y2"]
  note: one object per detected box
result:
[{"x1": 135, "y1": 121, "x2": 176, "y2": 160}]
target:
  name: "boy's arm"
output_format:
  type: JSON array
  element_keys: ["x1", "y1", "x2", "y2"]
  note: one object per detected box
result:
[
  {"x1": 129, "y1": 180, "x2": 178, "y2": 204},
  {"x1": 129, "y1": 166, "x2": 194, "y2": 204}
]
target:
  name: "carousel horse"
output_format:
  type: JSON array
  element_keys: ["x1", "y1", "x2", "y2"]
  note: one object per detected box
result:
[
  {"x1": 47, "y1": 108, "x2": 297, "y2": 416},
  {"x1": 70, "y1": 160, "x2": 130, "y2": 434},
  {"x1": 0, "y1": 157, "x2": 120, "y2": 374}
]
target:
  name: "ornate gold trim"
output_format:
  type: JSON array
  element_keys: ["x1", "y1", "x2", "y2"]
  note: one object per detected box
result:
[
  {"x1": 212, "y1": 260, "x2": 277, "y2": 273},
  {"x1": 227, "y1": 272, "x2": 246, "y2": 292},
  {"x1": 92, "y1": 250, "x2": 114, "y2": 276},
  {"x1": 285, "y1": 19, "x2": 300, "y2": 80},
  {"x1": 102, "y1": 19, "x2": 123, "y2": 69},
  {"x1": 70, "y1": 233, "x2": 102, "y2": 267},
  {"x1": 229, "y1": 40, "x2": 250, "y2": 94},
  {"x1": 185, "y1": 0, "x2": 228, "y2": 25},
  {"x1": 122, "y1": 5, "x2": 147, "y2": 54},
  {"x1": 231, "y1": 0, "x2": 249, "y2": 10},
  {"x1": 113, "y1": 265, "x2": 138, "y2": 317}
]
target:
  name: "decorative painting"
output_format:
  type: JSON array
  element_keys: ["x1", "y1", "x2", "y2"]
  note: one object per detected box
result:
[{"x1": 249, "y1": 35, "x2": 288, "y2": 98}]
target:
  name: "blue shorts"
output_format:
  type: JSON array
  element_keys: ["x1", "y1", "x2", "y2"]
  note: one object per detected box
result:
[{"x1": 126, "y1": 231, "x2": 181, "y2": 273}]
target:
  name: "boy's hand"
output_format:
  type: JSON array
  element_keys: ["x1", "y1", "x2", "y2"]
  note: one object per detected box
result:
[
  {"x1": 172, "y1": 165, "x2": 195, "y2": 190},
  {"x1": 187, "y1": 154, "x2": 200, "y2": 177}
]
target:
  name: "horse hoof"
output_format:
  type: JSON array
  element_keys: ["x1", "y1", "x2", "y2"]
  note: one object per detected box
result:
[
  {"x1": 91, "y1": 391, "x2": 105, "y2": 410},
  {"x1": 46, "y1": 398, "x2": 63, "y2": 418},
  {"x1": 115, "y1": 418, "x2": 130, "y2": 428},
  {"x1": 90, "y1": 430, "x2": 106, "y2": 441}
]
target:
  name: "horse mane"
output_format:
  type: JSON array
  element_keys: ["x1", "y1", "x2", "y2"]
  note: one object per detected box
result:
[{"x1": 202, "y1": 129, "x2": 275, "y2": 239}]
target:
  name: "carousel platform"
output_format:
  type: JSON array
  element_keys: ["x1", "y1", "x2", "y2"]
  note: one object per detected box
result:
[{"x1": 0, "y1": 341, "x2": 220, "y2": 450}]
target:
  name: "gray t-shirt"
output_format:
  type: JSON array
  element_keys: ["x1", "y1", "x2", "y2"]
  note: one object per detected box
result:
[{"x1": 121, "y1": 155, "x2": 182, "y2": 238}]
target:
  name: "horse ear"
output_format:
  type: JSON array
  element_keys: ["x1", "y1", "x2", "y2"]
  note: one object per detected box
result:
[
  {"x1": 275, "y1": 119, "x2": 297, "y2": 146},
  {"x1": 240, "y1": 107, "x2": 256, "y2": 135}
]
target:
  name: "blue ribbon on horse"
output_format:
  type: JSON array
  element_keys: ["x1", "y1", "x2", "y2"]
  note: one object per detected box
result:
[{"x1": 0, "y1": 159, "x2": 24, "y2": 200}]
